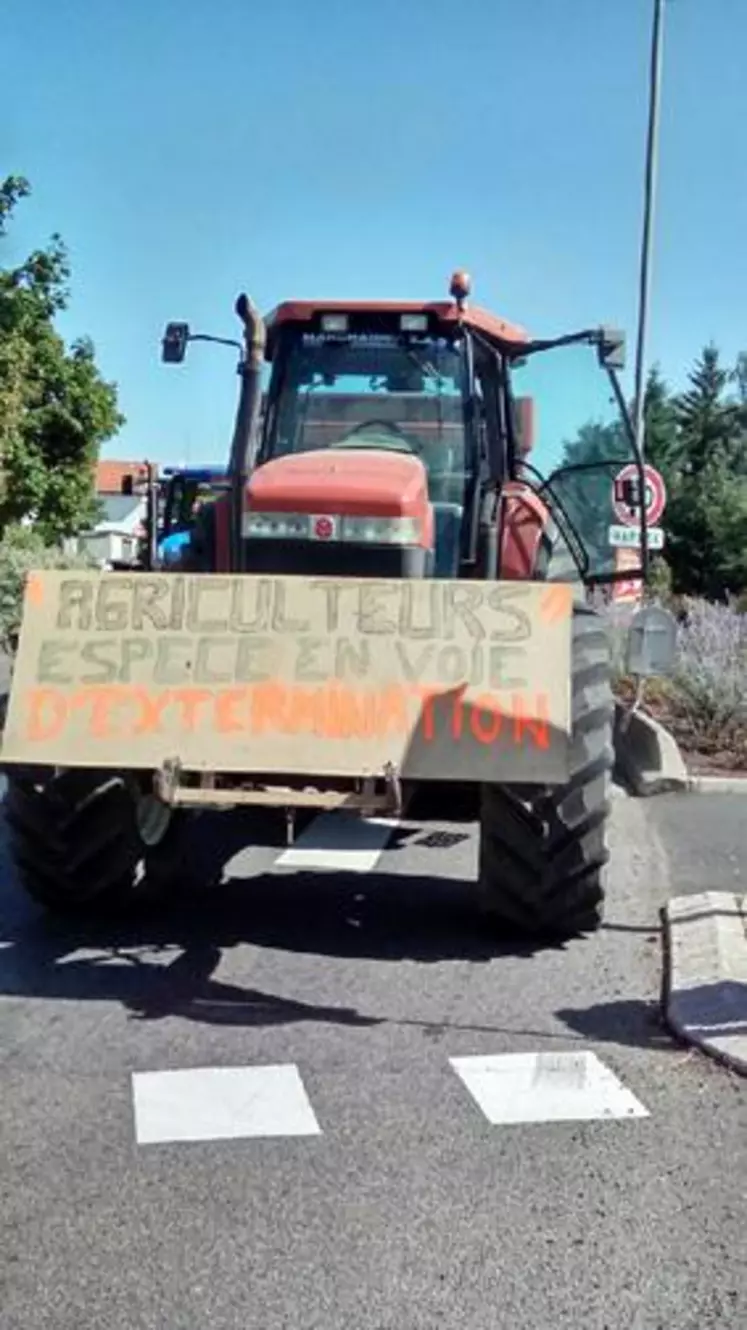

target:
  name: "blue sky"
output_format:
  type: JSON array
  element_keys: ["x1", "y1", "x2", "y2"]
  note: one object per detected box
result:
[{"x1": 3, "y1": 0, "x2": 746, "y2": 467}]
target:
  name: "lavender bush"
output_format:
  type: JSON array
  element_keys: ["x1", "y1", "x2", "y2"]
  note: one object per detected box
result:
[
  {"x1": 672, "y1": 597, "x2": 747, "y2": 737},
  {"x1": 600, "y1": 591, "x2": 746, "y2": 758}
]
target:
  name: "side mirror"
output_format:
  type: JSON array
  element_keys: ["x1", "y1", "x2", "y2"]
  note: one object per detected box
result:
[
  {"x1": 161, "y1": 322, "x2": 190, "y2": 364},
  {"x1": 597, "y1": 327, "x2": 626, "y2": 371}
]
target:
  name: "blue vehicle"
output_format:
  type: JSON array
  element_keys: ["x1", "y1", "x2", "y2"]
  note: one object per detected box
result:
[{"x1": 157, "y1": 464, "x2": 228, "y2": 565}]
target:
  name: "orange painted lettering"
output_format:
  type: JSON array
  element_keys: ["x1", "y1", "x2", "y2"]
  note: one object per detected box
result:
[
  {"x1": 324, "y1": 686, "x2": 345, "y2": 739},
  {"x1": 470, "y1": 697, "x2": 503, "y2": 745},
  {"x1": 214, "y1": 688, "x2": 249, "y2": 733},
  {"x1": 409, "y1": 684, "x2": 442, "y2": 742},
  {"x1": 512, "y1": 692, "x2": 550, "y2": 749},
  {"x1": 285, "y1": 686, "x2": 325, "y2": 736},
  {"x1": 451, "y1": 698, "x2": 463, "y2": 741},
  {"x1": 25, "y1": 688, "x2": 68, "y2": 741},
  {"x1": 85, "y1": 686, "x2": 123, "y2": 739},
  {"x1": 132, "y1": 687, "x2": 174, "y2": 734},
  {"x1": 342, "y1": 687, "x2": 378, "y2": 740},
  {"x1": 251, "y1": 682, "x2": 288, "y2": 734},
  {"x1": 172, "y1": 689, "x2": 212, "y2": 730},
  {"x1": 375, "y1": 685, "x2": 410, "y2": 738},
  {"x1": 324, "y1": 684, "x2": 371, "y2": 739}
]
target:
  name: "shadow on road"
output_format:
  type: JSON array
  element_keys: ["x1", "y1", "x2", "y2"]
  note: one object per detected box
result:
[
  {"x1": 556, "y1": 996, "x2": 674, "y2": 1052},
  {"x1": 0, "y1": 848, "x2": 587, "y2": 1031},
  {"x1": 0, "y1": 805, "x2": 657, "y2": 1042}
]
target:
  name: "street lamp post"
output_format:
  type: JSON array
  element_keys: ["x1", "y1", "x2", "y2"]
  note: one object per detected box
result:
[{"x1": 632, "y1": 0, "x2": 666, "y2": 464}]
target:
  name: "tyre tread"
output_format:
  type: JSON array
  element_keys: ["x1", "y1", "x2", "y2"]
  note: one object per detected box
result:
[
  {"x1": 478, "y1": 602, "x2": 614, "y2": 936},
  {"x1": 4, "y1": 769, "x2": 184, "y2": 915}
]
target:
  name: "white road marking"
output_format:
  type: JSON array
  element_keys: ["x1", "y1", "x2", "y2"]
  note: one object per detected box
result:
[
  {"x1": 450, "y1": 1051, "x2": 649, "y2": 1125},
  {"x1": 131, "y1": 1063, "x2": 322, "y2": 1145},
  {"x1": 274, "y1": 811, "x2": 399, "y2": 874}
]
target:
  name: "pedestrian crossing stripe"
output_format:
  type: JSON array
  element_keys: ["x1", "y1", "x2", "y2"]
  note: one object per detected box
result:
[
  {"x1": 131, "y1": 1052, "x2": 649, "y2": 1145},
  {"x1": 450, "y1": 1051, "x2": 650, "y2": 1125},
  {"x1": 132, "y1": 1063, "x2": 322, "y2": 1145},
  {"x1": 274, "y1": 811, "x2": 400, "y2": 874}
]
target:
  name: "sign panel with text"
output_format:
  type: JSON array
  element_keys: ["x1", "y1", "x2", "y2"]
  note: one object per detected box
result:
[{"x1": 0, "y1": 572, "x2": 575, "y2": 783}]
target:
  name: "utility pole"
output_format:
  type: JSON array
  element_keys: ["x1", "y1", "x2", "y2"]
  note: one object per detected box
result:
[{"x1": 632, "y1": 0, "x2": 666, "y2": 463}]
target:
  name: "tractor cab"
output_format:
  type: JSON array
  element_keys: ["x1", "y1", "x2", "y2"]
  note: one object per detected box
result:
[
  {"x1": 242, "y1": 280, "x2": 537, "y2": 581},
  {"x1": 161, "y1": 273, "x2": 652, "y2": 592}
]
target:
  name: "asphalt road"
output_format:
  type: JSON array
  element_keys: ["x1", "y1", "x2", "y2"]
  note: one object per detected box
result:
[
  {"x1": 1, "y1": 788, "x2": 745, "y2": 1330},
  {"x1": 643, "y1": 791, "x2": 745, "y2": 899}
]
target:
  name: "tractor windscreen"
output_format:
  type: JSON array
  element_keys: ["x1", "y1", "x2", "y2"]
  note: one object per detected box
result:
[
  {"x1": 262, "y1": 331, "x2": 471, "y2": 506},
  {"x1": 509, "y1": 341, "x2": 647, "y2": 585}
]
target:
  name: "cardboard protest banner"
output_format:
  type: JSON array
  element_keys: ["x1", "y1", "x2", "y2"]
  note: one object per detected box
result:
[{"x1": 0, "y1": 571, "x2": 574, "y2": 783}]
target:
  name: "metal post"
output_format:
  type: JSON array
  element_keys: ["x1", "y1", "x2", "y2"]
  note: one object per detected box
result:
[
  {"x1": 632, "y1": 0, "x2": 665, "y2": 464},
  {"x1": 145, "y1": 462, "x2": 159, "y2": 570}
]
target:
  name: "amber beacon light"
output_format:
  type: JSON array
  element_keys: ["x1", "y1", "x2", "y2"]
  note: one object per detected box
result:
[{"x1": 449, "y1": 269, "x2": 472, "y2": 309}]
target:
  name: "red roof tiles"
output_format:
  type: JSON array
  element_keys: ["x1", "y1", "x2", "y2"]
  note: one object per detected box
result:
[{"x1": 96, "y1": 460, "x2": 147, "y2": 494}]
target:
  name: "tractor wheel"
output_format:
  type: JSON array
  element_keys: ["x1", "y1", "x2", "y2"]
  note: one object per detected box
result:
[
  {"x1": 477, "y1": 601, "x2": 614, "y2": 938},
  {"x1": 4, "y1": 768, "x2": 188, "y2": 916}
]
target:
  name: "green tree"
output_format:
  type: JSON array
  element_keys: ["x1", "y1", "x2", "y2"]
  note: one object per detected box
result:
[
  {"x1": 732, "y1": 351, "x2": 747, "y2": 478},
  {"x1": 662, "y1": 347, "x2": 746, "y2": 598},
  {"x1": 0, "y1": 175, "x2": 124, "y2": 542},
  {"x1": 665, "y1": 464, "x2": 747, "y2": 600},
  {"x1": 641, "y1": 364, "x2": 680, "y2": 472},
  {"x1": 675, "y1": 344, "x2": 741, "y2": 476}
]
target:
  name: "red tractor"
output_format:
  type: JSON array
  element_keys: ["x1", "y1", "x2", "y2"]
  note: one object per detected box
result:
[{"x1": 0, "y1": 273, "x2": 657, "y2": 937}]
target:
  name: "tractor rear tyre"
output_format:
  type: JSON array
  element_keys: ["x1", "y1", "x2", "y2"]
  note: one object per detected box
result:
[
  {"x1": 4, "y1": 768, "x2": 188, "y2": 916},
  {"x1": 477, "y1": 601, "x2": 614, "y2": 938}
]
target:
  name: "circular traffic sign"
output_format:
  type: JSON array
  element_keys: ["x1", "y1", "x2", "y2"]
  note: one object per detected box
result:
[{"x1": 612, "y1": 463, "x2": 667, "y2": 527}]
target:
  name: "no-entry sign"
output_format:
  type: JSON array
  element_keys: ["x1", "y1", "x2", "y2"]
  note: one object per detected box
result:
[{"x1": 612, "y1": 463, "x2": 667, "y2": 528}]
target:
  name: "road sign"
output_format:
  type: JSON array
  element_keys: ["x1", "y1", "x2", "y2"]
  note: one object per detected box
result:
[
  {"x1": 612, "y1": 547, "x2": 644, "y2": 606},
  {"x1": 626, "y1": 605, "x2": 678, "y2": 677},
  {"x1": 608, "y1": 523, "x2": 664, "y2": 550},
  {"x1": 612, "y1": 463, "x2": 667, "y2": 527}
]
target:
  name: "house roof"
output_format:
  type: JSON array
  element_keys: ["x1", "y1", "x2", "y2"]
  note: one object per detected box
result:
[
  {"x1": 96, "y1": 460, "x2": 147, "y2": 494},
  {"x1": 99, "y1": 494, "x2": 144, "y2": 526}
]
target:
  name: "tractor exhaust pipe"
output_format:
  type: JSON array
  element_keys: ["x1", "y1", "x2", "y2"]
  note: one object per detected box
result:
[{"x1": 229, "y1": 294, "x2": 266, "y2": 571}]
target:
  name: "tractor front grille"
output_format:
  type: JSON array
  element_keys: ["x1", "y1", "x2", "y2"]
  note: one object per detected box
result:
[{"x1": 243, "y1": 538, "x2": 429, "y2": 579}]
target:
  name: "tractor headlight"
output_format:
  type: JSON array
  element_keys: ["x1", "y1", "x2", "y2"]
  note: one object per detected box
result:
[
  {"x1": 242, "y1": 511, "x2": 420, "y2": 545},
  {"x1": 242, "y1": 511, "x2": 312, "y2": 539},
  {"x1": 339, "y1": 515, "x2": 420, "y2": 545}
]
